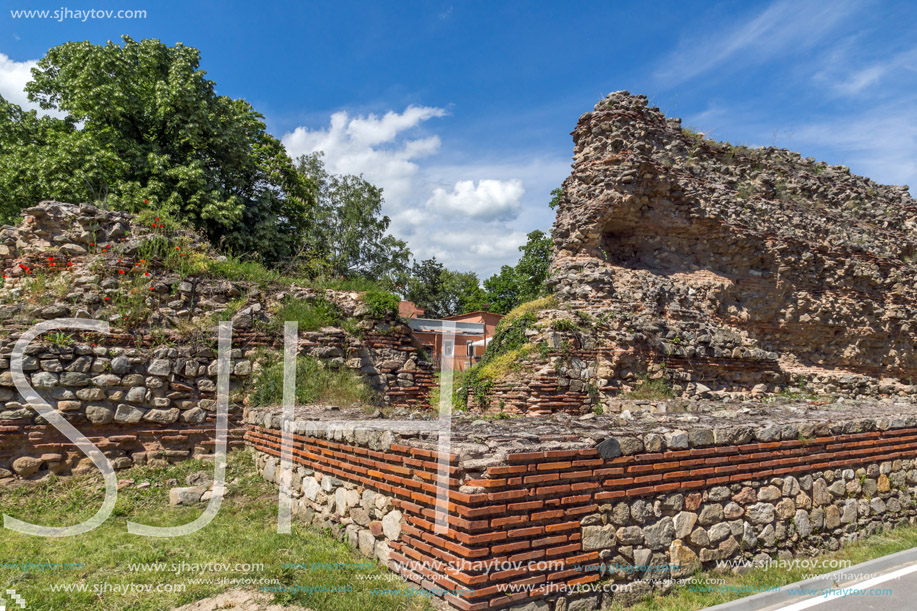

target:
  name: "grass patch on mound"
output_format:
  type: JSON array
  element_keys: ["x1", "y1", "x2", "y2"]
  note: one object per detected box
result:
[{"x1": 249, "y1": 353, "x2": 377, "y2": 408}]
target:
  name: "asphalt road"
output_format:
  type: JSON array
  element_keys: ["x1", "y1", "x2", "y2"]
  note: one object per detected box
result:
[
  {"x1": 764, "y1": 562, "x2": 917, "y2": 611},
  {"x1": 704, "y1": 547, "x2": 917, "y2": 611}
]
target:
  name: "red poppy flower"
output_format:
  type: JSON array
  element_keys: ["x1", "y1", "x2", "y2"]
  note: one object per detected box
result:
[
  {"x1": 144, "y1": 272, "x2": 150, "y2": 276},
  {"x1": 47, "y1": 257, "x2": 53, "y2": 261},
  {"x1": 90, "y1": 243, "x2": 94, "y2": 246},
  {"x1": 155, "y1": 218, "x2": 160, "y2": 221},
  {"x1": 104, "y1": 296, "x2": 110, "y2": 301},
  {"x1": 144, "y1": 199, "x2": 148, "y2": 203},
  {"x1": 67, "y1": 262, "x2": 73, "y2": 266},
  {"x1": 118, "y1": 270, "x2": 124, "y2": 274},
  {"x1": 49, "y1": 262, "x2": 54, "y2": 266}
]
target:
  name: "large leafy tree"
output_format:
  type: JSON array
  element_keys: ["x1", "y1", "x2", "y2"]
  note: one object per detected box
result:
[
  {"x1": 401, "y1": 257, "x2": 489, "y2": 318},
  {"x1": 1, "y1": 36, "x2": 313, "y2": 262},
  {"x1": 296, "y1": 152, "x2": 410, "y2": 283},
  {"x1": 481, "y1": 229, "x2": 553, "y2": 314}
]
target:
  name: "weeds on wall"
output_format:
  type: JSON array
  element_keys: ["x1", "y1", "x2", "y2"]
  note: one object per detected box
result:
[
  {"x1": 249, "y1": 353, "x2": 377, "y2": 408},
  {"x1": 456, "y1": 297, "x2": 559, "y2": 408}
]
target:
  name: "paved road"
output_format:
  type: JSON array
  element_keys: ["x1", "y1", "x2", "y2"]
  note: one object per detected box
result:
[
  {"x1": 762, "y1": 561, "x2": 917, "y2": 611},
  {"x1": 705, "y1": 548, "x2": 917, "y2": 611}
]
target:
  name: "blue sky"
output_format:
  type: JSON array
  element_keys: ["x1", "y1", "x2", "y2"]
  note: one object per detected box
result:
[{"x1": 1, "y1": 0, "x2": 915, "y2": 277}]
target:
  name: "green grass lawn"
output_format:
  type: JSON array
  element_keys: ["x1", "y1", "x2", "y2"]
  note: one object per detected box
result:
[
  {"x1": 0, "y1": 450, "x2": 431, "y2": 611},
  {"x1": 607, "y1": 523, "x2": 917, "y2": 610}
]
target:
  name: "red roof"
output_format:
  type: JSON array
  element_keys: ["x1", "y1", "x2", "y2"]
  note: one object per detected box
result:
[{"x1": 398, "y1": 301, "x2": 425, "y2": 318}]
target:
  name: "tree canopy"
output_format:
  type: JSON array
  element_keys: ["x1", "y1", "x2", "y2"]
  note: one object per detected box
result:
[
  {"x1": 296, "y1": 152, "x2": 410, "y2": 284},
  {"x1": 1, "y1": 36, "x2": 313, "y2": 262}
]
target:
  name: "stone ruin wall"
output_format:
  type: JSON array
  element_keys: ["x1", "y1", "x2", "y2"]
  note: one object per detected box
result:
[
  {"x1": 471, "y1": 92, "x2": 917, "y2": 415},
  {"x1": 246, "y1": 400, "x2": 917, "y2": 610},
  {"x1": 0, "y1": 202, "x2": 435, "y2": 481}
]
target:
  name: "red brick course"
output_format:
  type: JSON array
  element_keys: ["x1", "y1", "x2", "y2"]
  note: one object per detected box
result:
[{"x1": 245, "y1": 423, "x2": 917, "y2": 609}]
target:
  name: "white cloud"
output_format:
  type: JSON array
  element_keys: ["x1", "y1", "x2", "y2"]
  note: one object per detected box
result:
[
  {"x1": 282, "y1": 105, "x2": 446, "y2": 204},
  {"x1": 426, "y1": 179, "x2": 524, "y2": 221},
  {"x1": 792, "y1": 101, "x2": 917, "y2": 190},
  {"x1": 281, "y1": 106, "x2": 568, "y2": 278},
  {"x1": 0, "y1": 53, "x2": 68, "y2": 118},
  {"x1": 0, "y1": 53, "x2": 37, "y2": 109},
  {"x1": 654, "y1": 0, "x2": 862, "y2": 87},
  {"x1": 413, "y1": 227, "x2": 529, "y2": 273},
  {"x1": 816, "y1": 47, "x2": 917, "y2": 97}
]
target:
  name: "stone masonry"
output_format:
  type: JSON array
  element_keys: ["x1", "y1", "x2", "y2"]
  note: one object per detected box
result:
[
  {"x1": 246, "y1": 397, "x2": 917, "y2": 610},
  {"x1": 467, "y1": 92, "x2": 916, "y2": 414},
  {"x1": 0, "y1": 201, "x2": 434, "y2": 481}
]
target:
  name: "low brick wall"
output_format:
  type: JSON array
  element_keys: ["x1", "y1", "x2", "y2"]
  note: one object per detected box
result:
[{"x1": 246, "y1": 400, "x2": 917, "y2": 610}]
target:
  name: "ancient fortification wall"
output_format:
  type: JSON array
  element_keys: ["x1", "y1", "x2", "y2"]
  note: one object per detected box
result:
[
  {"x1": 0, "y1": 201, "x2": 434, "y2": 481},
  {"x1": 470, "y1": 92, "x2": 917, "y2": 415},
  {"x1": 247, "y1": 400, "x2": 917, "y2": 610}
]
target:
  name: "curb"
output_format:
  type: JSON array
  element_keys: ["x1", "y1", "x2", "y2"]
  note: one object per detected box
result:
[{"x1": 703, "y1": 545, "x2": 917, "y2": 610}]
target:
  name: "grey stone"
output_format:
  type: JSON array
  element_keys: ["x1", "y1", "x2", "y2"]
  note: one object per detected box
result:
[
  {"x1": 643, "y1": 517, "x2": 675, "y2": 550},
  {"x1": 582, "y1": 524, "x2": 616, "y2": 551},
  {"x1": 147, "y1": 359, "x2": 172, "y2": 376},
  {"x1": 382, "y1": 510, "x2": 402, "y2": 541},
  {"x1": 142, "y1": 408, "x2": 179, "y2": 424},
  {"x1": 169, "y1": 486, "x2": 205, "y2": 505},
  {"x1": 794, "y1": 509, "x2": 812, "y2": 538},
  {"x1": 85, "y1": 403, "x2": 114, "y2": 424},
  {"x1": 114, "y1": 404, "x2": 144, "y2": 424},
  {"x1": 746, "y1": 503, "x2": 775, "y2": 525}
]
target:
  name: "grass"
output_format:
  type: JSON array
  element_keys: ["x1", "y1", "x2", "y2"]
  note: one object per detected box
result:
[
  {"x1": 0, "y1": 450, "x2": 430, "y2": 611},
  {"x1": 475, "y1": 345, "x2": 535, "y2": 382},
  {"x1": 605, "y1": 523, "x2": 917, "y2": 610},
  {"x1": 428, "y1": 369, "x2": 468, "y2": 411},
  {"x1": 249, "y1": 354, "x2": 378, "y2": 408},
  {"x1": 501, "y1": 295, "x2": 557, "y2": 325},
  {"x1": 268, "y1": 296, "x2": 344, "y2": 333},
  {"x1": 625, "y1": 373, "x2": 676, "y2": 400}
]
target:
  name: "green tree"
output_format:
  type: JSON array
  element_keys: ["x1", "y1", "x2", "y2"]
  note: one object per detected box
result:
[
  {"x1": 1, "y1": 36, "x2": 313, "y2": 262},
  {"x1": 296, "y1": 152, "x2": 410, "y2": 284},
  {"x1": 548, "y1": 186, "x2": 563, "y2": 209},
  {"x1": 403, "y1": 257, "x2": 445, "y2": 316},
  {"x1": 440, "y1": 269, "x2": 488, "y2": 316},
  {"x1": 481, "y1": 229, "x2": 554, "y2": 314},
  {"x1": 403, "y1": 258, "x2": 488, "y2": 318}
]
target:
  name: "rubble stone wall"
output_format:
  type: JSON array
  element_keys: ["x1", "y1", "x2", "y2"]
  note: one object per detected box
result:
[
  {"x1": 474, "y1": 92, "x2": 917, "y2": 414},
  {"x1": 246, "y1": 401, "x2": 917, "y2": 610},
  {"x1": 0, "y1": 201, "x2": 434, "y2": 482}
]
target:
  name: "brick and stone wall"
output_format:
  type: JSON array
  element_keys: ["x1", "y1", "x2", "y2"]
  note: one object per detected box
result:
[
  {"x1": 468, "y1": 91, "x2": 917, "y2": 414},
  {"x1": 0, "y1": 201, "x2": 435, "y2": 482},
  {"x1": 246, "y1": 398, "x2": 917, "y2": 610}
]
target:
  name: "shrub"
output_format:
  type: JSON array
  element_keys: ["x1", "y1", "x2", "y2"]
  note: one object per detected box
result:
[
  {"x1": 362, "y1": 289, "x2": 399, "y2": 319},
  {"x1": 271, "y1": 296, "x2": 342, "y2": 332},
  {"x1": 250, "y1": 354, "x2": 376, "y2": 407},
  {"x1": 625, "y1": 373, "x2": 675, "y2": 400}
]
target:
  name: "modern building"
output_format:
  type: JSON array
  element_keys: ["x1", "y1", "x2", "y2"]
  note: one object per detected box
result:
[{"x1": 407, "y1": 310, "x2": 503, "y2": 371}]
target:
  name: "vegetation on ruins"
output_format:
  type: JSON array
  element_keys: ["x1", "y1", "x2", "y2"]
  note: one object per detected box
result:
[
  {"x1": 250, "y1": 353, "x2": 377, "y2": 408},
  {"x1": 456, "y1": 296, "x2": 559, "y2": 407}
]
